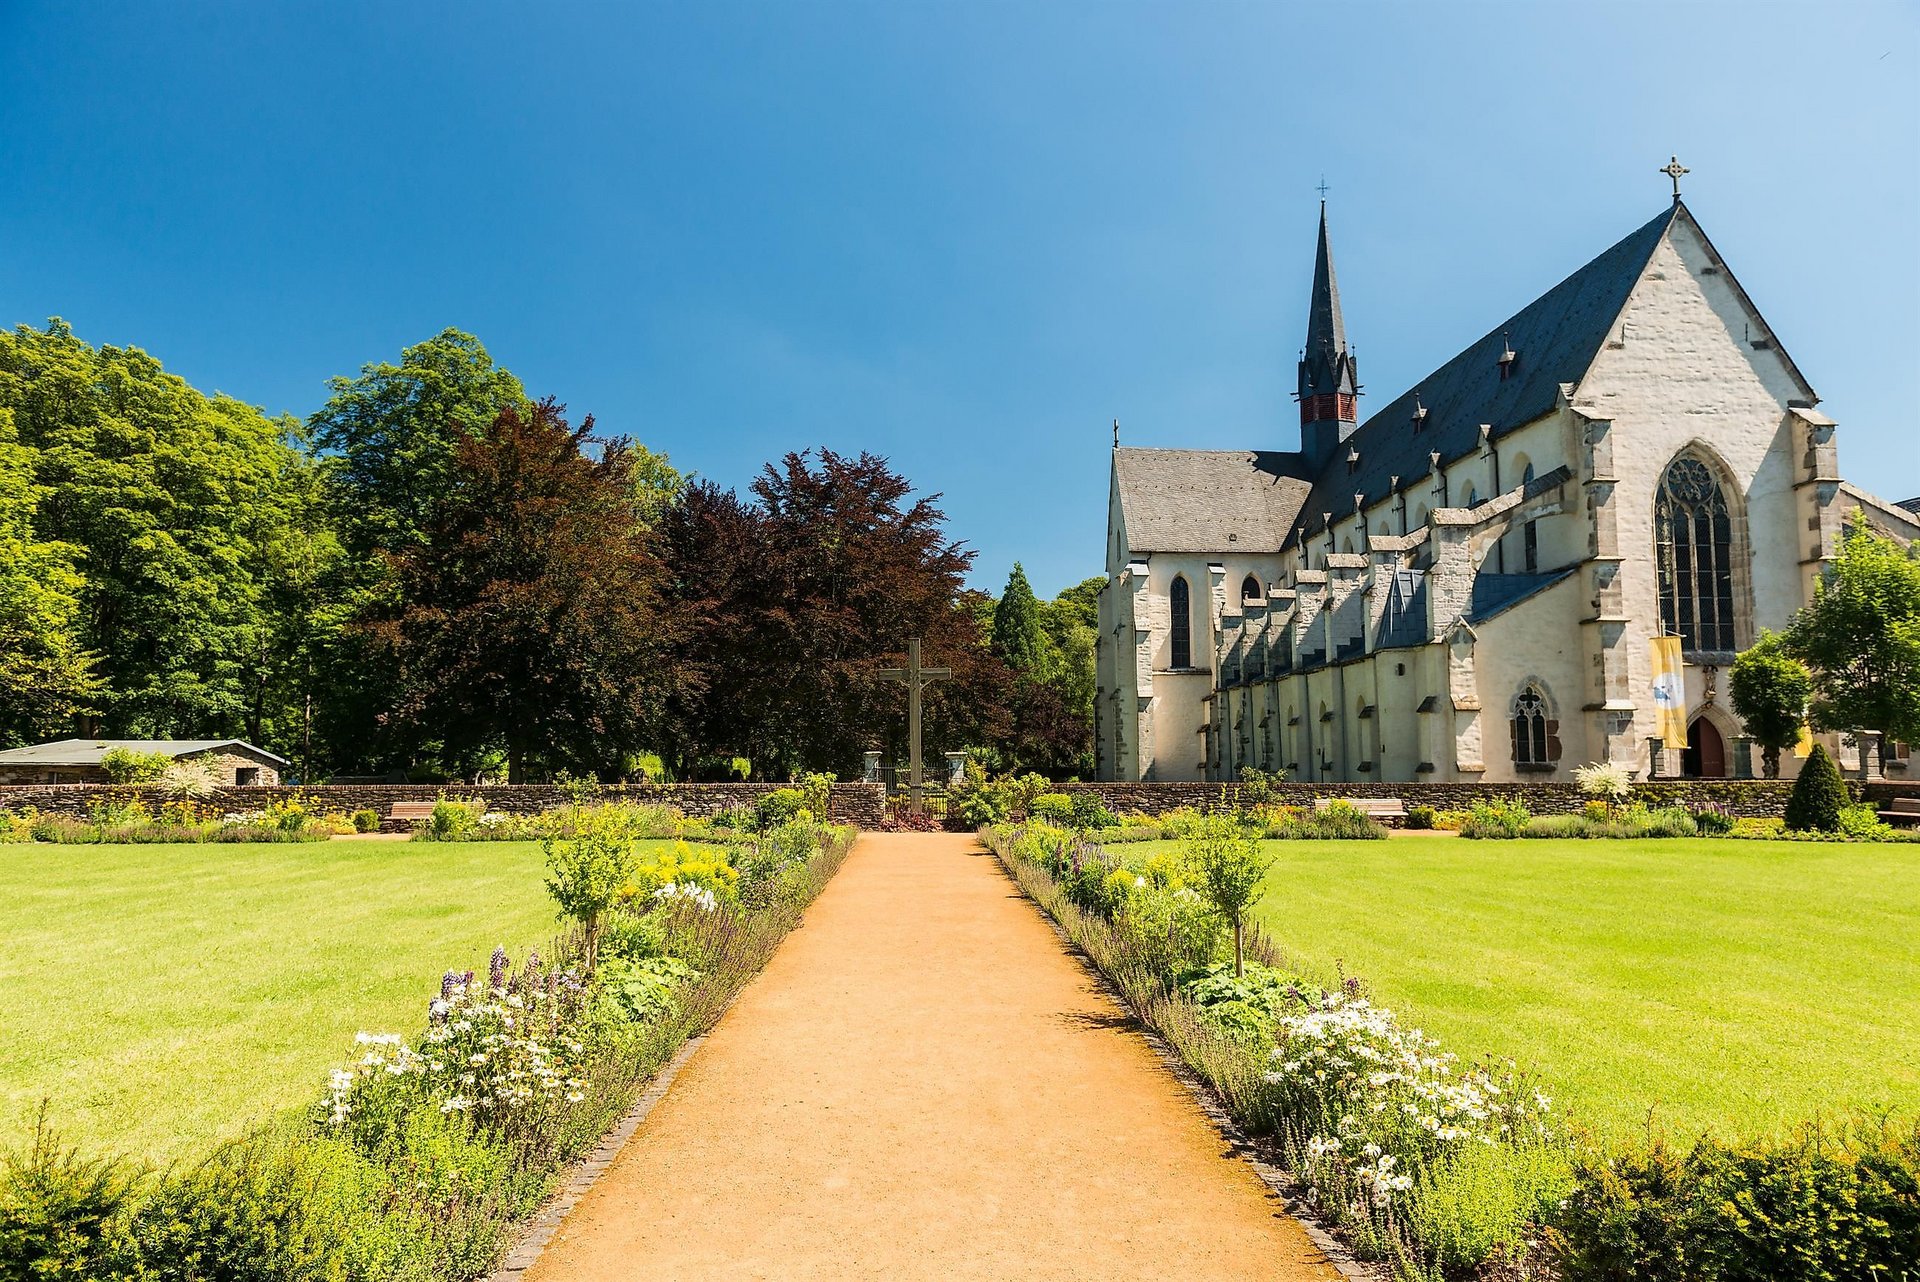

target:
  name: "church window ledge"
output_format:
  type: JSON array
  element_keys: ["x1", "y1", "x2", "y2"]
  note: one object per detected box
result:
[
  {"x1": 1453, "y1": 698, "x2": 1481, "y2": 711},
  {"x1": 1682, "y1": 650, "x2": 1737, "y2": 667},
  {"x1": 1515, "y1": 762, "x2": 1558, "y2": 775}
]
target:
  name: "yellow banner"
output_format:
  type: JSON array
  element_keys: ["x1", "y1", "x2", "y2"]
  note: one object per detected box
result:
[
  {"x1": 1793, "y1": 722, "x2": 1813, "y2": 758},
  {"x1": 1651, "y1": 636, "x2": 1688, "y2": 749}
]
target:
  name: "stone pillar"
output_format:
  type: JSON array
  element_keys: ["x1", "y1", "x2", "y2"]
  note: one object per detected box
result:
[
  {"x1": 944, "y1": 751, "x2": 968, "y2": 786},
  {"x1": 862, "y1": 750, "x2": 882, "y2": 783},
  {"x1": 1732, "y1": 736, "x2": 1755, "y2": 780},
  {"x1": 1648, "y1": 737, "x2": 1664, "y2": 780},
  {"x1": 1855, "y1": 731, "x2": 1883, "y2": 781}
]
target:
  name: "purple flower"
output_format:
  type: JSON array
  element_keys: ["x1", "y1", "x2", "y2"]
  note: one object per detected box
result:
[
  {"x1": 441, "y1": 970, "x2": 461, "y2": 1000},
  {"x1": 489, "y1": 945, "x2": 509, "y2": 990}
]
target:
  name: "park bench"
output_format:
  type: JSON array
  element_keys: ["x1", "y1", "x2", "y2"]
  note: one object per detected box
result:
[
  {"x1": 1875, "y1": 797, "x2": 1920, "y2": 827},
  {"x1": 1314, "y1": 797, "x2": 1406, "y2": 819},
  {"x1": 388, "y1": 801, "x2": 440, "y2": 822}
]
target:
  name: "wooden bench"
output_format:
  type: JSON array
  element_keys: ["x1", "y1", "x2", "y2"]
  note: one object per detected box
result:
[
  {"x1": 388, "y1": 801, "x2": 439, "y2": 822},
  {"x1": 1876, "y1": 797, "x2": 1920, "y2": 827},
  {"x1": 1314, "y1": 797, "x2": 1406, "y2": 818}
]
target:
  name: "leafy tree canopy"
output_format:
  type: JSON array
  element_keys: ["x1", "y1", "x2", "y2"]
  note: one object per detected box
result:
[
  {"x1": 991, "y1": 563, "x2": 1048, "y2": 673},
  {"x1": 1786, "y1": 512, "x2": 1920, "y2": 747},
  {"x1": 1728, "y1": 632, "x2": 1814, "y2": 779}
]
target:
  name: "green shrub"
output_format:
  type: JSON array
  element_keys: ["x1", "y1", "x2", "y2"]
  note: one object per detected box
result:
[
  {"x1": 1461, "y1": 797, "x2": 1531, "y2": 839},
  {"x1": 131, "y1": 1138, "x2": 349, "y2": 1282},
  {"x1": 0, "y1": 1116, "x2": 139, "y2": 1280},
  {"x1": 950, "y1": 776, "x2": 1014, "y2": 827},
  {"x1": 752, "y1": 788, "x2": 809, "y2": 830},
  {"x1": 1069, "y1": 791, "x2": 1116, "y2": 831},
  {"x1": 351, "y1": 809, "x2": 380, "y2": 834},
  {"x1": 1029, "y1": 793, "x2": 1076, "y2": 826},
  {"x1": 1405, "y1": 804, "x2": 1437, "y2": 830},
  {"x1": 1689, "y1": 802, "x2": 1736, "y2": 835},
  {"x1": 1524, "y1": 814, "x2": 1594, "y2": 839},
  {"x1": 1549, "y1": 1124, "x2": 1920, "y2": 1282},
  {"x1": 1409, "y1": 1139, "x2": 1574, "y2": 1270},
  {"x1": 421, "y1": 796, "x2": 486, "y2": 840},
  {"x1": 1784, "y1": 743, "x2": 1848, "y2": 833},
  {"x1": 1837, "y1": 802, "x2": 1894, "y2": 841},
  {"x1": 98, "y1": 747, "x2": 173, "y2": 784},
  {"x1": 1176, "y1": 961, "x2": 1304, "y2": 1040}
]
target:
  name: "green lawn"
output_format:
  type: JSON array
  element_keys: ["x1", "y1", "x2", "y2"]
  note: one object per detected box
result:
[
  {"x1": 1140, "y1": 836, "x2": 1919, "y2": 1139},
  {"x1": 0, "y1": 838, "x2": 564, "y2": 1162}
]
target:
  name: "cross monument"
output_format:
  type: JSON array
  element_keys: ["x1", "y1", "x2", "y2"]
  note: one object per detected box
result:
[{"x1": 878, "y1": 637, "x2": 951, "y2": 816}]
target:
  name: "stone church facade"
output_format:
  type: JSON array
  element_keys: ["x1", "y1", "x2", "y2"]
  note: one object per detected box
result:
[{"x1": 1096, "y1": 194, "x2": 1918, "y2": 784}]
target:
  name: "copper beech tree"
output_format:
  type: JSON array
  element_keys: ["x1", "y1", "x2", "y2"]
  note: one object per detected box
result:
[{"x1": 366, "y1": 400, "x2": 684, "y2": 783}]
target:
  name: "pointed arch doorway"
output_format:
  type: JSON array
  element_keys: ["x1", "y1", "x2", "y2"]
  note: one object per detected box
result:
[{"x1": 1681, "y1": 717, "x2": 1726, "y2": 778}]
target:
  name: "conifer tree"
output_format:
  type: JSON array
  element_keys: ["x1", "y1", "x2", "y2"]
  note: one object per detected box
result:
[
  {"x1": 1783, "y1": 743, "x2": 1848, "y2": 833},
  {"x1": 991, "y1": 563, "x2": 1049, "y2": 674}
]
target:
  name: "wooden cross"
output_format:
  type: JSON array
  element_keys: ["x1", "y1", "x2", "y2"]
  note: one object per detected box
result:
[
  {"x1": 879, "y1": 637, "x2": 950, "y2": 817},
  {"x1": 1660, "y1": 155, "x2": 1689, "y2": 201}
]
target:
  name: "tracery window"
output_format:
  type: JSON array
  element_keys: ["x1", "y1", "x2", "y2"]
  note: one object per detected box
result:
[
  {"x1": 1169, "y1": 575, "x2": 1192, "y2": 669},
  {"x1": 1510, "y1": 683, "x2": 1560, "y2": 770},
  {"x1": 1654, "y1": 456, "x2": 1736, "y2": 652}
]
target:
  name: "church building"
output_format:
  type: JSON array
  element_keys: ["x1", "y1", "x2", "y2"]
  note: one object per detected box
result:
[{"x1": 1095, "y1": 177, "x2": 1918, "y2": 784}]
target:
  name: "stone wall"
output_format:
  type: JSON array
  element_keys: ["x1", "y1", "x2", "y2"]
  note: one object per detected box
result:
[
  {"x1": 0, "y1": 782, "x2": 889, "y2": 830},
  {"x1": 1056, "y1": 779, "x2": 1799, "y2": 821}
]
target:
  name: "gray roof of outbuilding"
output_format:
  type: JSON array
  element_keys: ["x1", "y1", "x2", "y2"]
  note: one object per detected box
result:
[
  {"x1": 0, "y1": 738, "x2": 289, "y2": 767},
  {"x1": 1114, "y1": 448, "x2": 1314, "y2": 553},
  {"x1": 1284, "y1": 203, "x2": 1682, "y2": 548}
]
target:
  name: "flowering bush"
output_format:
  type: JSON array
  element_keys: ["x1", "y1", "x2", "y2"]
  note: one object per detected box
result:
[
  {"x1": 1573, "y1": 760, "x2": 1635, "y2": 802},
  {"x1": 1460, "y1": 797, "x2": 1532, "y2": 839}
]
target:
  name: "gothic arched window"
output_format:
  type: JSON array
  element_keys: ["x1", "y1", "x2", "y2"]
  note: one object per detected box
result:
[
  {"x1": 1511, "y1": 683, "x2": 1560, "y2": 770},
  {"x1": 1654, "y1": 456, "x2": 1736, "y2": 652},
  {"x1": 1169, "y1": 575, "x2": 1192, "y2": 669},
  {"x1": 1241, "y1": 573, "x2": 1262, "y2": 603}
]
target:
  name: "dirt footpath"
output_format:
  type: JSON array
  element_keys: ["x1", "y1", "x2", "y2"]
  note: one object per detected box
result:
[{"x1": 525, "y1": 832, "x2": 1339, "y2": 1282}]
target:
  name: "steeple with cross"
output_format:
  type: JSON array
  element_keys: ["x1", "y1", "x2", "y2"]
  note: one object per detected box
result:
[
  {"x1": 1659, "y1": 155, "x2": 1690, "y2": 202},
  {"x1": 1296, "y1": 192, "x2": 1360, "y2": 468}
]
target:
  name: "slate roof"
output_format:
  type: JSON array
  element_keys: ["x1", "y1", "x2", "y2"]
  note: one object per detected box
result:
[
  {"x1": 1114, "y1": 448, "x2": 1313, "y2": 553},
  {"x1": 1465, "y1": 568, "x2": 1578, "y2": 623},
  {"x1": 1282, "y1": 203, "x2": 1683, "y2": 548},
  {"x1": 0, "y1": 738, "x2": 290, "y2": 767}
]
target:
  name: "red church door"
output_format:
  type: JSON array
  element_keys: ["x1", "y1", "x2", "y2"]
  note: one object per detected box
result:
[{"x1": 1683, "y1": 718, "x2": 1727, "y2": 778}]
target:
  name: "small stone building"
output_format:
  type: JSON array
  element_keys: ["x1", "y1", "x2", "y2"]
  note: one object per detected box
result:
[{"x1": 0, "y1": 739, "x2": 287, "y2": 786}]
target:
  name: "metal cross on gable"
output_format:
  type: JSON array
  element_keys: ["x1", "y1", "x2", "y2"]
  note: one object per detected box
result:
[
  {"x1": 878, "y1": 636, "x2": 950, "y2": 817},
  {"x1": 1660, "y1": 155, "x2": 1690, "y2": 201}
]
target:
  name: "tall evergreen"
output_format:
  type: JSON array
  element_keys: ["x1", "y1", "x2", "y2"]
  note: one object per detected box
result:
[{"x1": 991, "y1": 563, "x2": 1048, "y2": 673}]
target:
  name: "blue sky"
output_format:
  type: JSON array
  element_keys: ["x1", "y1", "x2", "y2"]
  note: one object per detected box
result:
[{"x1": 2, "y1": 2, "x2": 1914, "y2": 597}]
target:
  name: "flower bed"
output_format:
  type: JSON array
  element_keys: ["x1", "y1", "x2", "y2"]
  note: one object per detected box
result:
[
  {"x1": 984, "y1": 822, "x2": 1920, "y2": 1281},
  {"x1": 0, "y1": 793, "x2": 350, "y2": 843},
  {"x1": 0, "y1": 817, "x2": 853, "y2": 1280}
]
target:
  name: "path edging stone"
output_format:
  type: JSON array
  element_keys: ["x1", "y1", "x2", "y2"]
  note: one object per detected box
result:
[{"x1": 991, "y1": 842, "x2": 1389, "y2": 1282}]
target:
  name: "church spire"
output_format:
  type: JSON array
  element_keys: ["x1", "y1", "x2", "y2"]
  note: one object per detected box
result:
[{"x1": 1297, "y1": 201, "x2": 1360, "y2": 467}]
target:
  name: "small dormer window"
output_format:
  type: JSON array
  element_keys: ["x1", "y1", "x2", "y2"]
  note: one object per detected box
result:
[
  {"x1": 1411, "y1": 395, "x2": 1428, "y2": 432},
  {"x1": 1497, "y1": 335, "x2": 1518, "y2": 381}
]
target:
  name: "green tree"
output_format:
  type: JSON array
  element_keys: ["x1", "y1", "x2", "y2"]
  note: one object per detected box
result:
[
  {"x1": 542, "y1": 815, "x2": 635, "y2": 971},
  {"x1": 309, "y1": 328, "x2": 528, "y2": 557},
  {"x1": 1728, "y1": 633, "x2": 1814, "y2": 780},
  {"x1": 0, "y1": 320, "x2": 298, "y2": 739},
  {"x1": 1786, "y1": 513, "x2": 1920, "y2": 755},
  {"x1": 991, "y1": 563, "x2": 1049, "y2": 673},
  {"x1": 0, "y1": 407, "x2": 98, "y2": 745},
  {"x1": 1783, "y1": 742, "x2": 1848, "y2": 833},
  {"x1": 1183, "y1": 814, "x2": 1274, "y2": 976}
]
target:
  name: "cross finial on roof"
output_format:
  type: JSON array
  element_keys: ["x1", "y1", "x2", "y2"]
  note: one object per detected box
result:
[
  {"x1": 1315, "y1": 176, "x2": 1329, "y2": 201},
  {"x1": 1659, "y1": 155, "x2": 1689, "y2": 202},
  {"x1": 1112, "y1": 418, "x2": 1119, "y2": 448}
]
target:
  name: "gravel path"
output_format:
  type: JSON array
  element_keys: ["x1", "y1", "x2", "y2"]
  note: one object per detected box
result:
[{"x1": 524, "y1": 832, "x2": 1339, "y2": 1281}]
